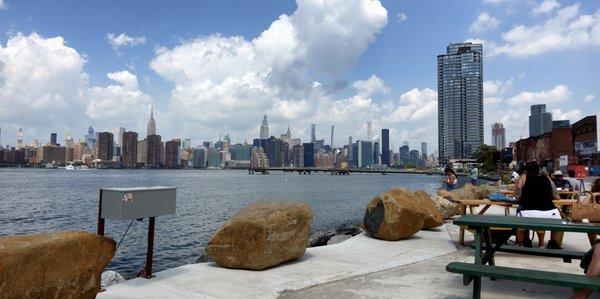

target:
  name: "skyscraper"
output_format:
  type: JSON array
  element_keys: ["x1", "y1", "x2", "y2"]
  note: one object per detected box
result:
[
  {"x1": 86, "y1": 126, "x2": 95, "y2": 150},
  {"x1": 122, "y1": 131, "x2": 138, "y2": 168},
  {"x1": 97, "y1": 132, "x2": 114, "y2": 161},
  {"x1": 330, "y1": 125, "x2": 334, "y2": 148},
  {"x1": 50, "y1": 133, "x2": 57, "y2": 146},
  {"x1": 16, "y1": 128, "x2": 23, "y2": 149},
  {"x1": 260, "y1": 115, "x2": 269, "y2": 140},
  {"x1": 491, "y1": 123, "x2": 506, "y2": 150},
  {"x1": 421, "y1": 142, "x2": 428, "y2": 160},
  {"x1": 146, "y1": 134, "x2": 161, "y2": 168},
  {"x1": 164, "y1": 139, "x2": 181, "y2": 169},
  {"x1": 528, "y1": 104, "x2": 552, "y2": 137},
  {"x1": 147, "y1": 105, "x2": 156, "y2": 136},
  {"x1": 310, "y1": 123, "x2": 316, "y2": 143},
  {"x1": 303, "y1": 142, "x2": 314, "y2": 167},
  {"x1": 367, "y1": 121, "x2": 372, "y2": 141},
  {"x1": 437, "y1": 42, "x2": 483, "y2": 161},
  {"x1": 381, "y1": 129, "x2": 390, "y2": 166}
]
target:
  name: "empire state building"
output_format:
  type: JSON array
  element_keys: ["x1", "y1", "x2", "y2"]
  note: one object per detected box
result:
[{"x1": 147, "y1": 105, "x2": 156, "y2": 136}]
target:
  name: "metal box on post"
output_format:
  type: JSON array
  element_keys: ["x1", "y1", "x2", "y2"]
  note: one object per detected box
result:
[
  {"x1": 97, "y1": 186, "x2": 176, "y2": 279},
  {"x1": 100, "y1": 187, "x2": 176, "y2": 220}
]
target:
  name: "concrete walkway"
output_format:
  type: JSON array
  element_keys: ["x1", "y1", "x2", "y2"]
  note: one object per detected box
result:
[
  {"x1": 283, "y1": 217, "x2": 596, "y2": 298},
  {"x1": 99, "y1": 227, "x2": 456, "y2": 298}
]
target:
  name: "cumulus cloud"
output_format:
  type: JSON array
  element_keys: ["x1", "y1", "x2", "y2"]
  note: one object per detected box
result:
[
  {"x1": 489, "y1": 4, "x2": 600, "y2": 57},
  {"x1": 483, "y1": 0, "x2": 512, "y2": 4},
  {"x1": 387, "y1": 88, "x2": 437, "y2": 122},
  {"x1": 396, "y1": 12, "x2": 407, "y2": 22},
  {"x1": 552, "y1": 108, "x2": 582, "y2": 121},
  {"x1": 106, "y1": 33, "x2": 146, "y2": 51},
  {"x1": 532, "y1": 0, "x2": 560, "y2": 15},
  {"x1": 469, "y1": 12, "x2": 500, "y2": 33},
  {"x1": 585, "y1": 94, "x2": 595, "y2": 102},
  {"x1": 352, "y1": 75, "x2": 390, "y2": 97},
  {"x1": 506, "y1": 85, "x2": 571, "y2": 105},
  {"x1": 0, "y1": 32, "x2": 88, "y2": 133},
  {"x1": 0, "y1": 0, "x2": 6, "y2": 10},
  {"x1": 150, "y1": 0, "x2": 388, "y2": 141},
  {"x1": 84, "y1": 71, "x2": 153, "y2": 128}
]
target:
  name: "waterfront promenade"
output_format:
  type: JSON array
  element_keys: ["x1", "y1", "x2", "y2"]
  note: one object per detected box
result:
[{"x1": 99, "y1": 206, "x2": 589, "y2": 298}]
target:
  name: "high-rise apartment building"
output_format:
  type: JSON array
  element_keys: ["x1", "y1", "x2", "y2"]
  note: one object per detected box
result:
[
  {"x1": 310, "y1": 124, "x2": 316, "y2": 143},
  {"x1": 50, "y1": 133, "x2": 58, "y2": 146},
  {"x1": 491, "y1": 123, "x2": 506, "y2": 150},
  {"x1": 528, "y1": 104, "x2": 552, "y2": 137},
  {"x1": 260, "y1": 115, "x2": 269, "y2": 140},
  {"x1": 303, "y1": 142, "x2": 314, "y2": 167},
  {"x1": 381, "y1": 129, "x2": 390, "y2": 166},
  {"x1": 137, "y1": 139, "x2": 147, "y2": 165},
  {"x1": 121, "y1": 131, "x2": 138, "y2": 168},
  {"x1": 421, "y1": 142, "x2": 428, "y2": 160},
  {"x1": 146, "y1": 134, "x2": 161, "y2": 168},
  {"x1": 97, "y1": 132, "x2": 114, "y2": 161},
  {"x1": 164, "y1": 139, "x2": 181, "y2": 168},
  {"x1": 437, "y1": 42, "x2": 484, "y2": 161},
  {"x1": 147, "y1": 106, "x2": 156, "y2": 136}
]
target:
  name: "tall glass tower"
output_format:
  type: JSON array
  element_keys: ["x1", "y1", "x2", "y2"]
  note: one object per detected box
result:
[{"x1": 437, "y1": 42, "x2": 483, "y2": 162}]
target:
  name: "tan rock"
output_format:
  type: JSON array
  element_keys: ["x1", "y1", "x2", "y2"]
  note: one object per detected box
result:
[
  {"x1": 412, "y1": 190, "x2": 444, "y2": 229},
  {"x1": 206, "y1": 201, "x2": 312, "y2": 270},
  {"x1": 0, "y1": 231, "x2": 116, "y2": 299},
  {"x1": 363, "y1": 191, "x2": 426, "y2": 241},
  {"x1": 430, "y1": 195, "x2": 461, "y2": 219}
]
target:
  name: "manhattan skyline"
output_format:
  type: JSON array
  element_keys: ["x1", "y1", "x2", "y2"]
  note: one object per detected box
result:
[{"x1": 0, "y1": 0, "x2": 599, "y2": 152}]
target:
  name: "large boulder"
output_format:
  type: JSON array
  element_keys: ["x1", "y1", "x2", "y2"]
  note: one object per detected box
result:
[
  {"x1": 430, "y1": 195, "x2": 461, "y2": 219},
  {"x1": 363, "y1": 191, "x2": 426, "y2": 241},
  {"x1": 0, "y1": 231, "x2": 116, "y2": 299},
  {"x1": 412, "y1": 190, "x2": 445, "y2": 228},
  {"x1": 206, "y1": 201, "x2": 312, "y2": 270}
]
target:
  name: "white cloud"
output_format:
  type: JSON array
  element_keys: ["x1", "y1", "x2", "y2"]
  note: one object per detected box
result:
[
  {"x1": 469, "y1": 12, "x2": 499, "y2": 33},
  {"x1": 0, "y1": 0, "x2": 6, "y2": 10},
  {"x1": 106, "y1": 33, "x2": 146, "y2": 51},
  {"x1": 0, "y1": 32, "x2": 88, "y2": 133},
  {"x1": 483, "y1": 0, "x2": 512, "y2": 4},
  {"x1": 396, "y1": 12, "x2": 407, "y2": 22},
  {"x1": 84, "y1": 71, "x2": 153, "y2": 128},
  {"x1": 352, "y1": 75, "x2": 390, "y2": 97},
  {"x1": 552, "y1": 108, "x2": 582, "y2": 121},
  {"x1": 490, "y1": 4, "x2": 600, "y2": 57},
  {"x1": 506, "y1": 84, "x2": 571, "y2": 105},
  {"x1": 150, "y1": 0, "x2": 388, "y2": 141},
  {"x1": 532, "y1": 0, "x2": 560, "y2": 15},
  {"x1": 387, "y1": 88, "x2": 437, "y2": 122},
  {"x1": 585, "y1": 94, "x2": 595, "y2": 102}
]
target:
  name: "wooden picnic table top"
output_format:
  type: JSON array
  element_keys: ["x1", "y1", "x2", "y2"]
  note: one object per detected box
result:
[
  {"x1": 455, "y1": 198, "x2": 576, "y2": 207},
  {"x1": 454, "y1": 214, "x2": 600, "y2": 233}
]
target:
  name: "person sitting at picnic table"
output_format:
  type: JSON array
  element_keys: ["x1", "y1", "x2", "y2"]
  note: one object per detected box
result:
[
  {"x1": 516, "y1": 161, "x2": 563, "y2": 249},
  {"x1": 571, "y1": 243, "x2": 600, "y2": 299},
  {"x1": 444, "y1": 167, "x2": 458, "y2": 191},
  {"x1": 565, "y1": 169, "x2": 581, "y2": 192},
  {"x1": 552, "y1": 170, "x2": 573, "y2": 191}
]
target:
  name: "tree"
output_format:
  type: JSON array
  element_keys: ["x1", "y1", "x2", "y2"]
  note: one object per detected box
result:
[{"x1": 472, "y1": 145, "x2": 500, "y2": 172}]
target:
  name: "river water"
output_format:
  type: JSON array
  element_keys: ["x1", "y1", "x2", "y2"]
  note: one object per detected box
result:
[{"x1": 0, "y1": 168, "x2": 445, "y2": 276}]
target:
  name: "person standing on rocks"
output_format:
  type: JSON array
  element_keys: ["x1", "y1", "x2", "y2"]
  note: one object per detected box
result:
[{"x1": 470, "y1": 166, "x2": 479, "y2": 186}]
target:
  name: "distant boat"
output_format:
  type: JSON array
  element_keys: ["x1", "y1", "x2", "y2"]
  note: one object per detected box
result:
[
  {"x1": 76, "y1": 165, "x2": 90, "y2": 170},
  {"x1": 65, "y1": 165, "x2": 75, "y2": 170}
]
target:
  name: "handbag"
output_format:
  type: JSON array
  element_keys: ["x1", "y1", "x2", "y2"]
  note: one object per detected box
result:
[{"x1": 571, "y1": 192, "x2": 600, "y2": 222}]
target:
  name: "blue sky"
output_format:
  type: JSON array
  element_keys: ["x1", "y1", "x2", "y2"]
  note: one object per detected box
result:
[{"x1": 0, "y1": 0, "x2": 599, "y2": 153}]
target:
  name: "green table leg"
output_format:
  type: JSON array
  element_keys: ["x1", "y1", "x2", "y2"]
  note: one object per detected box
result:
[{"x1": 473, "y1": 228, "x2": 482, "y2": 299}]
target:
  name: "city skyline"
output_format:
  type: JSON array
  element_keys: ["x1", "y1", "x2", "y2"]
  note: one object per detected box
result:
[{"x1": 0, "y1": 0, "x2": 598, "y2": 152}]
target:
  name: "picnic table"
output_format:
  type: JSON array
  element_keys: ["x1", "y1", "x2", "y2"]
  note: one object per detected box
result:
[
  {"x1": 456, "y1": 198, "x2": 577, "y2": 245},
  {"x1": 447, "y1": 215, "x2": 600, "y2": 298}
]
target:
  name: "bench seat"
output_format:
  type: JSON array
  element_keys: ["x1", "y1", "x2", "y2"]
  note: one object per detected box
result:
[
  {"x1": 447, "y1": 262, "x2": 600, "y2": 290},
  {"x1": 469, "y1": 244, "x2": 585, "y2": 263}
]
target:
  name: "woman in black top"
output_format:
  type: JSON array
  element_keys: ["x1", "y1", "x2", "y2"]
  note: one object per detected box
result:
[{"x1": 517, "y1": 162, "x2": 562, "y2": 248}]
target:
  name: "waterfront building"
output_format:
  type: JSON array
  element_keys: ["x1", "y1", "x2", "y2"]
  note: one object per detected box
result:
[
  {"x1": 354, "y1": 140, "x2": 373, "y2": 168},
  {"x1": 72, "y1": 142, "x2": 89, "y2": 162},
  {"x1": 310, "y1": 124, "x2": 316, "y2": 143},
  {"x1": 492, "y1": 123, "x2": 506, "y2": 150},
  {"x1": 118, "y1": 127, "x2": 125, "y2": 147},
  {"x1": 146, "y1": 134, "x2": 161, "y2": 168},
  {"x1": 38, "y1": 145, "x2": 66, "y2": 164},
  {"x1": 421, "y1": 142, "x2": 428, "y2": 160},
  {"x1": 137, "y1": 139, "x2": 147, "y2": 165},
  {"x1": 572, "y1": 116, "x2": 598, "y2": 166},
  {"x1": 291, "y1": 138, "x2": 301, "y2": 146},
  {"x1": 303, "y1": 143, "x2": 315, "y2": 167},
  {"x1": 65, "y1": 132, "x2": 74, "y2": 149},
  {"x1": 399, "y1": 145, "x2": 410, "y2": 166},
  {"x1": 381, "y1": 129, "x2": 390, "y2": 166},
  {"x1": 165, "y1": 139, "x2": 181, "y2": 169},
  {"x1": 97, "y1": 132, "x2": 114, "y2": 161},
  {"x1": 193, "y1": 147, "x2": 206, "y2": 168},
  {"x1": 16, "y1": 128, "x2": 23, "y2": 149},
  {"x1": 409, "y1": 150, "x2": 421, "y2": 165},
  {"x1": 291, "y1": 144, "x2": 303, "y2": 167},
  {"x1": 122, "y1": 131, "x2": 138, "y2": 168},
  {"x1": 553, "y1": 120, "x2": 571, "y2": 129},
  {"x1": 260, "y1": 115, "x2": 269, "y2": 140},
  {"x1": 230, "y1": 144, "x2": 252, "y2": 161},
  {"x1": 86, "y1": 127, "x2": 95, "y2": 150},
  {"x1": 250, "y1": 147, "x2": 269, "y2": 168},
  {"x1": 373, "y1": 140, "x2": 380, "y2": 165},
  {"x1": 147, "y1": 105, "x2": 156, "y2": 136},
  {"x1": 221, "y1": 137, "x2": 231, "y2": 167},
  {"x1": 50, "y1": 133, "x2": 58, "y2": 146},
  {"x1": 315, "y1": 151, "x2": 334, "y2": 168},
  {"x1": 266, "y1": 137, "x2": 287, "y2": 167},
  {"x1": 529, "y1": 104, "x2": 552, "y2": 137},
  {"x1": 206, "y1": 147, "x2": 221, "y2": 168},
  {"x1": 516, "y1": 127, "x2": 572, "y2": 170},
  {"x1": 437, "y1": 42, "x2": 484, "y2": 162},
  {"x1": 348, "y1": 136, "x2": 354, "y2": 167}
]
